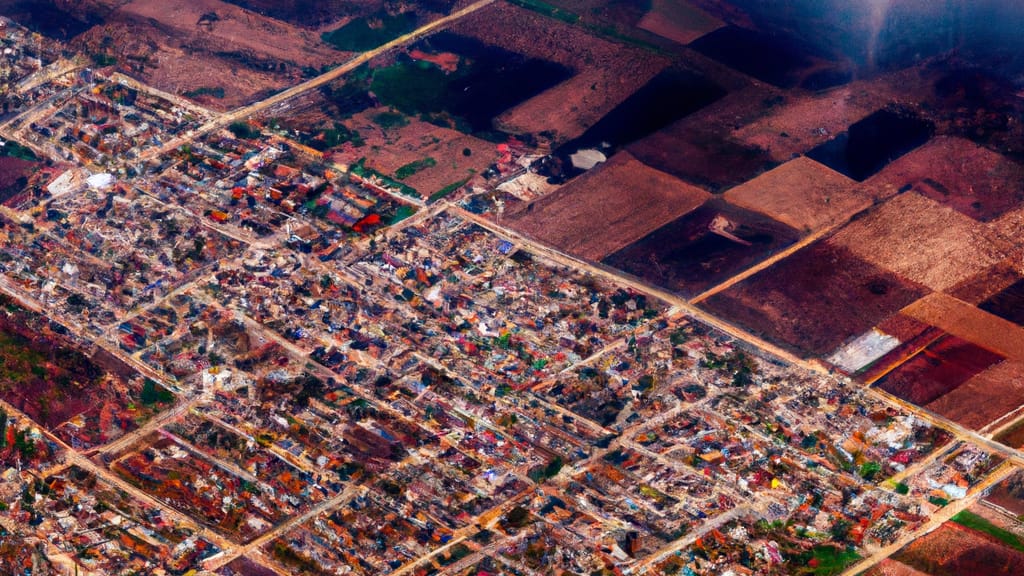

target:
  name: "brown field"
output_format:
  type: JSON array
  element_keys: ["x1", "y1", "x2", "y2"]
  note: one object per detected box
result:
[
  {"x1": 829, "y1": 192, "x2": 1011, "y2": 292},
  {"x1": 628, "y1": 85, "x2": 782, "y2": 192},
  {"x1": 637, "y1": 0, "x2": 724, "y2": 45},
  {"x1": 890, "y1": 522, "x2": 1024, "y2": 576},
  {"x1": 864, "y1": 559, "x2": 933, "y2": 576},
  {"x1": 700, "y1": 241, "x2": 928, "y2": 357},
  {"x1": 450, "y1": 2, "x2": 672, "y2": 144},
  {"x1": 71, "y1": 0, "x2": 345, "y2": 109},
  {"x1": 948, "y1": 255, "x2": 1024, "y2": 305},
  {"x1": 875, "y1": 334, "x2": 1004, "y2": 407},
  {"x1": 992, "y1": 206, "x2": 1024, "y2": 249},
  {"x1": 862, "y1": 136, "x2": 1024, "y2": 222},
  {"x1": 985, "y1": 470, "x2": 1024, "y2": 517},
  {"x1": 722, "y1": 156, "x2": 867, "y2": 232},
  {"x1": 902, "y1": 293, "x2": 1024, "y2": 362},
  {"x1": 332, "y1": 107, "x2": 496, "y2": 199},
  {"x1": 504, "y1": 151, "x2": 710, "y2": 260}
]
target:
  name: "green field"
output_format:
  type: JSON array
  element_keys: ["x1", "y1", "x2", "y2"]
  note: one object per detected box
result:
[{"x1": 322, "y1": 11, "x2": 418, "y2": 52}]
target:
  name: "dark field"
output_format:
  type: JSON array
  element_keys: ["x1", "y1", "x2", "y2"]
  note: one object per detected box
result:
[
  {"x1": 875, "y1": 334, "x2": 1005, "y2": 406},
  {"x1": 629, "y1": 126, "x2": 777, "y2": 192},
  {"x1": 888, "y1": 522, "x2": 1024, "y2": 576},
  {"x1": 220, "y1": 0, "x2": 380, "y2": 27},
  {"x1": 807, "y1": 108, "x2": 935, "y2": 181},
  {"x1": 0, "y1": 0, "x2": 99, "y2": 40},
  {"x1": 701, "y1": 242, "x2": 929, "y2": 357},
  {"x1": 689, "y1": 25, "x2": 821, "y2": 88},
  {"x1": 553, "y1": 67, "x2": 726, "y2": 176},
  {"x1": 371, "y1": 32, "x2": 574, "y2": 137},
  {"x1": 602, "y1": 198, "x2": 800, "y2": 298},
  {"x1": 979, "y1": 279, "x2": 1024, "y2": 327}
]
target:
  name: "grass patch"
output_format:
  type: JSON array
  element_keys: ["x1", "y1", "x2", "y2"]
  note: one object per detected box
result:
[
  {"x1": 951, "y1": 510, "x2": 1024, "y2": 552},
  {"x1": 428, "y1": 177, "x2": 469, "y2": 203},
  {"x1": 806, "y1": 545, "x2": 861, "y2": 575},
  {"x1": 322, "y1": 11, "x2": 417, "y2": 52},
  {"x1": 0, "y1": 140, "x2": 36, "y2": 162},
  {"x1": 183, "y1": 86, "x2": 225, "y2": 99},
  {"x1": 394, "y1": 157, "x2": 436, "y2": 179}
]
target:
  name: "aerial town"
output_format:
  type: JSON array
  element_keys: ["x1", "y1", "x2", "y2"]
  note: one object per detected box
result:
[{"x1": 0, "y1": 0, "x2": 1022, "y2": 574}]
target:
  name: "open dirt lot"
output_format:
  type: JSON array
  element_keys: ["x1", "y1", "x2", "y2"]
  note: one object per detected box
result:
[
  {"x1": 889, "y1": 522, "x2": 1024, "y2": 576},
  {"x1": 504, "y1": 151, "x2": 710, "y2": 261},
  {"x1": 701, "y1": 241, "x2": 929, "y2": 358},
  {"x1": 875, "y1": 334, "x2": 1004, "y2": 407},
  {"x1": 924, "y1": 360, "x2": 1024, "y2": 431},
  {"x1": 985, "y1": 470, "x2": 1024, "y2": 516},
  {"x1": 448, "y1": 2, "x2": 672, "y2": 144},
  {"x1": 603, "y1": 197, "x2": 800, "y2": 297},
  {"x1": 722, "y1": 156, "x2": 867, "y2": 232},
  {"x1": 902, "y1": 292, "x2": 1024, "y2": 363},
  {"x1": 829, "y1": 192, "x2": 1011, "y2": 292},
  {"x1": 71, "y1": 0, "x2": 345, "y2": 109},
  {"x1": 863, "y1": 136, "x2": 1024, "y2": 222},
  {"x1": 332, "y1": 107, "x2": 497, "y2": 199}
]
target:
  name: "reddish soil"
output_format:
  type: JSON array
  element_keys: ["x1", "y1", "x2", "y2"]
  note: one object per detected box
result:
[
  {"x1": 876, "y1": 313, "x2": 934, "y2": 342},
  {"x1": 700, "y1": 241, "x2": 929, "y2": 357},
  {"x1": 828, "y1": 192, "x2": 1011, "y2": 292},
  {"x1": 603, "y1": 197, "x2": 800, "y2": 298},
  {"x1": 722, "y1": 156, "x2": 867, "y2": 233},
  {"x1": 892, "y1": 522, "x2": 1024, "y2": 576},
  {"x1": 332, "y1": 107, "x2": 496, "y2": 199},
  {"x1": 864, "y1": 559, "x2": 932, "y2": 576},
  {"x1": 926, "y1": 361, "x2": 1024, "y2": 431},
  {"x1": 875, "y1": 334, "x2": 1005, "y2": 407},
  {"x1": 995, "y1": 418, "x2": 1024, "y2": 450},
  {"x1": 217, "y1": 556, "x2": 280, "y2": 576},
  {"x1": 0, "y1": 156, "x2": 36, "y2": 206},
  {"x1": 902, "y1": 293, "x2": 1024, "y2": 363},
  {"x1": 863, "y1": 136, "x2": 1024, "y2": 222},
  {"x1": 504, "y1": 151, "x2": 710, "y2": 261},
  {"x1": 985, "y1": 470, "x2": 1024, "y2": 517},
  {"x1": 637, "y1": 0, "x2": 723, "y2": 45}
]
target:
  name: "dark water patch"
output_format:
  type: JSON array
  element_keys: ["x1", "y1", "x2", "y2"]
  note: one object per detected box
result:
[
  {"x1": 689, "y1": 25, "x2": 817, "y2": 88},
  {"x1": 602, "y1": 198, "x2": 800, "y2": 298},
  {"x1": 806, "y1": 108, "x2": 934, "y2": 181},
  {"x1": 551, "y1": 67, "x2": 725, "y2": 179},
  {"x1": 370, "y1": 32, "x2": 574, "y2": 137},
  {"x1": 979, "y1": 279, "x2": 1024, "y2": 327}
]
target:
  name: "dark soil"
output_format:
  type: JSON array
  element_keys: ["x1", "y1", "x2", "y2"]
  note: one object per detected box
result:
[
  {"x1": 806, "y1": 108, "x2": 934, "y2": 181},
  {"x1": 979, "y1": 279, "x2": 1024, "y2": 327},
  {"x1": 602, "y1": 198, "x2": 800, "y2": 298},
  {"x1": 700, "y1": 242, "x2": 929, "y2": 357},
  {"x1": 875, "y1": 334, "x2": 1005, "y2": 406}
]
